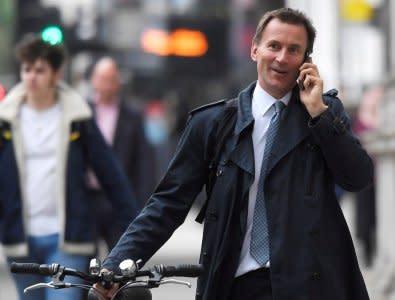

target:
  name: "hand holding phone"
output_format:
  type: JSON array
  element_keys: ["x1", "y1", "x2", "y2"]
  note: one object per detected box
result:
[
  {"x1": 298, "y1": 56, "x2": 312, "y2": 90},
  {"x1": 297, "y1": 56, "x2": 327, "y2": 118}
]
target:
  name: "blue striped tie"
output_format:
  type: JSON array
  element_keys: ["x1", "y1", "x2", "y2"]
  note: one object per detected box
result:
[{"x1": 250, "y1": 100, "x2": 285, "y2": 266}]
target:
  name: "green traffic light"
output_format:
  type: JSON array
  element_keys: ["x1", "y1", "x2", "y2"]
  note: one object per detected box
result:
[{"x1": 41, "y1": 25, "x2": 63, "y2": 45}]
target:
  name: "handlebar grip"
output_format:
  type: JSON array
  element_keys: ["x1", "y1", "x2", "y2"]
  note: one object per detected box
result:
[
  {"x1": 10, "y1": 262, "x2": 57, "y2": 275},
  {"x1": 157, "y1": 264, "x2": 203, "y2": 277},
  {"x1": 11, "y1": 262, "x2": 40, "y2": 274}
]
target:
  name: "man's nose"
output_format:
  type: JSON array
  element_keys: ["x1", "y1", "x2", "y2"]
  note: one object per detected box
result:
[
  {"x1": 275, "y1": 50, "x2": 288, "y2": 63},
  {"x1": 25, "y1": 72, "x2": 35, "y2": 81}
]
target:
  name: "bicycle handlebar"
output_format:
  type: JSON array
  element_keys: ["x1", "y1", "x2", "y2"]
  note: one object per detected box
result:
[
  {"x1": 11, "y1": 259, "x2": 203, "y2": 300},
  {"x1": 10, "y1": 262, "x2": 95, "y2": 282},
  {"x1": 11, "y1": 262, "x2": 52, "y2": 275},
  {"x1": 151, "y1": 264, "x2": 203, "y2": 278},
  {"x1": 11, "y1": 261, "x2": 203, "y2": 281}
]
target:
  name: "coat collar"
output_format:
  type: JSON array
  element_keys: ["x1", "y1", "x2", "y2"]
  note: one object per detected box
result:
[
  {"x1": 234, "y1": 82, "x2": 256, "y2": 136},
  {"x1": 228, "y1": 82, "x2": 311, "y2": 177},
  {"x1": 225, "y1": 83, "x2": 255, "y2": 175},
  {"x1": 0, "y1": 81, "x2": 92, "y2": 123}
]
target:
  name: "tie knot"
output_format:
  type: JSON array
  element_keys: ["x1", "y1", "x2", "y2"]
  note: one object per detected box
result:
[{"x1": 274, "y1": 101, "x2": 285, "y2": 114}]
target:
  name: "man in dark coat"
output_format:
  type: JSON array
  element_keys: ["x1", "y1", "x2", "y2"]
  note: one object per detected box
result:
[
  {"x1": 96, "y1": 8, "x2": 373, "y2": 300},
  {"x1": 88, "y1": 57, "x2": 156, "y2": 250}
]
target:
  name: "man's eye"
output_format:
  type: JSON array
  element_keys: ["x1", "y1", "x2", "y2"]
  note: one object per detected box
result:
[
  {"x1": 269, "y1": 43, "x2": 280, "y2": 50},
  {"x1": 289, "y1": 46, "x2": 303, "y2": 55}
]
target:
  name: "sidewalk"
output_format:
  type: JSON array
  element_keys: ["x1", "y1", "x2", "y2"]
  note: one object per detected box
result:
[
  {"x1": 340, "y1": 193, "x2": 386, "y2": 300},
  {"x1": 0, "y1": 246, "x2": 18, "y2": 300}
]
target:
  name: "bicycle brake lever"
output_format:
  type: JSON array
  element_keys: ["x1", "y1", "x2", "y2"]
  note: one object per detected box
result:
[
  {"x1": 159, "y1": 279, "x2": 192, "y2": 288},
  {"x1": 25, "y1": 281, "x2": 94, "y2": 294},
  {"x1": 24, "y1": 282, "x2": 55, "y2": 293}
]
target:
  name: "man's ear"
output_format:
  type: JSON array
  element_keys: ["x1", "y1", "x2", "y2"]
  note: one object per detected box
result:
[
  {"x1": 51, "y1": 69, "x2": 62, "y2": 87},
  {"x1": 55, "y1": 69, "x2": 62, "y2": 81},
  {"x1": 251, "y1": 42, "x2": 258, "y2": 62}
]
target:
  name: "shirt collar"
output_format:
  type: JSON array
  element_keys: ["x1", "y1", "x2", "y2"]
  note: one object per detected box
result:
[
  {"x1": 93, "y1": 94, "x2": 120, "y2": 108},
  {"x1": 252, "y1": 83, "x2": 291, "y2": 118}
]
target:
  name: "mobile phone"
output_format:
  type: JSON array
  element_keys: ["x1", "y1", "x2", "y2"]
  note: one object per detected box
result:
[{"x1": 298, "y1": 54, "x2": 311, "y2": 90}]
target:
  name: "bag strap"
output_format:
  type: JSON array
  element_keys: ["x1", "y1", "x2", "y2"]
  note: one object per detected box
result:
[{"x1": 195, "y1": 97, "x2": 238, "y2": 223}]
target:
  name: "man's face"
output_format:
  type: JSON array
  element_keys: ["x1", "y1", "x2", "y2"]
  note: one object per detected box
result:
[
  {"x1": 20, "y1": 59, "x2": 60, "y2": 97},
  {"x1": 251, "y1": 18, "x2": 308, "y2": 99},
  {"x1": 91, "y1": 62, "x2": 120, "y2": 103}
]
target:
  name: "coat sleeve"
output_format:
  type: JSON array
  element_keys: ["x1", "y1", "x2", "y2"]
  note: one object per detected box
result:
[
  {"x1": 101, "y1": 108, "x2": 217, "y2": 271},
  {"x1": 83, "y1": 119, "x2": 139, "y2": 232},
  {"x1": 309, "y1": 96, "x2": 374, "y2": 192}
]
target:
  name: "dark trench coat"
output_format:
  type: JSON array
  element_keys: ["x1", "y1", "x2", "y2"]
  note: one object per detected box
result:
[{"x1": 103, "y1": 82, "x2": 373, "y2": 300}]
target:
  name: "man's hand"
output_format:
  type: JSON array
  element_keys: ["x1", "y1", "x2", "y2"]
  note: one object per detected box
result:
[
  {"x1": 298, "y1": 59, "x2": 328, "y2": 118},
  {"x1": 92, "y1": 269, "x2": 120, "y2": 299}
]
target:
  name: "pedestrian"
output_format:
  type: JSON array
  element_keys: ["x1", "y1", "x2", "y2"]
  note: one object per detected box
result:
[
  {"x1": 95, "y1": 7, "x2": 373, "y2": 300},
  {"x1": 88, "y1": 57, "x2": 156, "y2": 251},
  {"x1": 352, "y1": 85, "x2": 383, "y2": 267},
  {"x1": 0, "y1": 34, "x2": 138, "y2": 300}
]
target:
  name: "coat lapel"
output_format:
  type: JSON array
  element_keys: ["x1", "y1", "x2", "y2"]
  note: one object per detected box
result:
[
  {"x1": 226, "y1": 83, "x2": 255, "y2": 176},
  {"x1": 228, "y1": 132, "x2": 255, "y2": 175},
  {"x1": 224, "y1": 83, "x2": 311, "y2": 179},
  {"x1": 265, "y1": 91, "x2": 311, "y2": 177}
]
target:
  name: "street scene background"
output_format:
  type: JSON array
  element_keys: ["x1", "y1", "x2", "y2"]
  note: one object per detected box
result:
[{"x1": 2, "y1": 0, "x2": 395, "y2": 300}]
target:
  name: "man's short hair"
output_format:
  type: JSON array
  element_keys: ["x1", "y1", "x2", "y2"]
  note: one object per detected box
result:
[
  {"x1": 253, "y1": 7, "x2": 317, "y2": 57},
  {"x1": 15, "y1": 34, "x2": 66, "y2": 71}
]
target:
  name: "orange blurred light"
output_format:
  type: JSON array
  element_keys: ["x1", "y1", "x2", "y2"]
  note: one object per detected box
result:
[
  {"x1": 141, "y1": 28, "x2": 208, "y2": 57},
  {"x1": 141, "y1": 29, "x2": 171, "y2": 56},
  {"x1": 170, "y1": 29, "x2": 208, "y2": 57}
]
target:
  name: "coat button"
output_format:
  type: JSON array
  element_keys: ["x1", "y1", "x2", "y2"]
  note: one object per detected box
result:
[
  {"x1": 310, "y1": 230, "x2": 319, "y2": 239},
  {"x1": 312, "y1": 272, "x2": 320, "y2": 280},
  {"x1": 207, "y1": 213, "x2": 218, "y2": 221},
  {"x1": 203, "y1": 251, "x2": 211, "y2": 257},
  {"x1": 307, "y1": 142, "x2": 316, "y2": 150},
  {"x1": 216, "y1": 169, "x2": 223, "y2": 177},
  {"x1": 271, "y1": 273, "x2": 281, "y2": 281}
]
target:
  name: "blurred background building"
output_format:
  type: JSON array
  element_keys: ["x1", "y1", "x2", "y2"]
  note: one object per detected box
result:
[
  {"x1": 2, "y1": 0, "x2": 395, "y2": 299},
  {"x1": 0, "y1": 0, "x2": 390, "y2": 110}
]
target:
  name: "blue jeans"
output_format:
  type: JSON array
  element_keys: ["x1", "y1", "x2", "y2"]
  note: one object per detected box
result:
[{"x1": 7, "y1": 234, "x2": 90, "y2": 300}]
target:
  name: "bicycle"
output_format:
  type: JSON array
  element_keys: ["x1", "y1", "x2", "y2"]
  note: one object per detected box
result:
[{"x1": 10, "y1": 258, "x2": 203, "y2": 300}]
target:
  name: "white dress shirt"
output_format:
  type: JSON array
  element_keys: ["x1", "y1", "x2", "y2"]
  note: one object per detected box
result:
[{"x1": 235, "y1": 84, "x2": 291, "y2": 277}]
